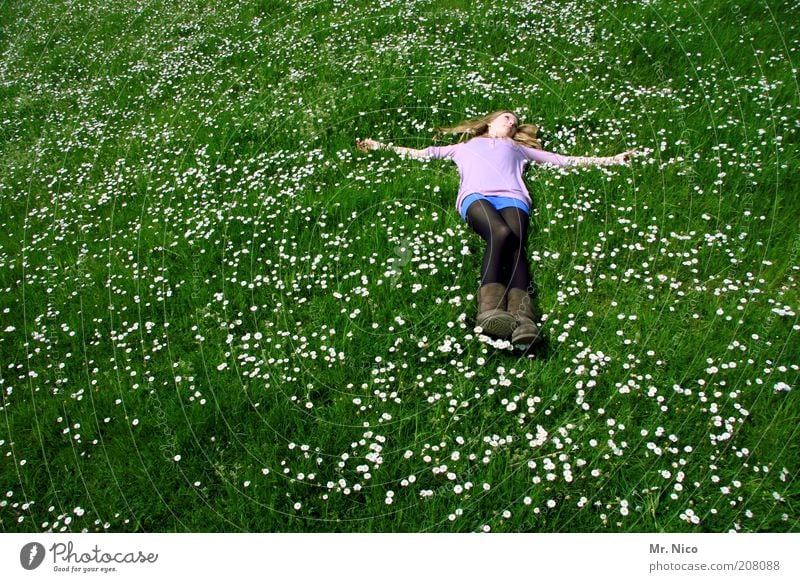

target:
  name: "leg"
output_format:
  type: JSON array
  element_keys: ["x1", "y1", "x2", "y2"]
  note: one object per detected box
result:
[
  {"x1": 498, "y1": 207, "x2": 531, "y2": 292},
  {"x1": 498, "y1": 207, "x2": 539, "y2": 346},
  {"x1": 465, "y1": 200, "x2": 520, "y2": 286},
  {"x1": 464, "y1": 199, "x2": 517, "y2": 338}
]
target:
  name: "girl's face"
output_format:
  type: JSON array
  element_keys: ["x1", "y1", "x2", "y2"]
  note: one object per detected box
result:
[{"x1": 487, "y1": 112, "x2": 518, "y2": 137}]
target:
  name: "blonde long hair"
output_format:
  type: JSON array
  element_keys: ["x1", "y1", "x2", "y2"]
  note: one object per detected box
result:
[{"x1": 433, "y1": 110, "x2": 543, "y2": 149}]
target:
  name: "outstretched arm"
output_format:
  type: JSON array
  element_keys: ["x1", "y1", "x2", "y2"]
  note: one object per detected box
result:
[
  {"x1": 523, "y1": 146, "x2": 638, "y2": 167},
  {"x1": 356, "y1": 138, "x2": 427, "y2": 159},
  {"x1": 568, "y1": 149, "x2": 638, "y2": 167}
]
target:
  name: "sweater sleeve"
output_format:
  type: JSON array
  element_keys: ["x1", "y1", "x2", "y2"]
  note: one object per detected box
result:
[
  {"x1": 422, "y1": 144, "x2": 461, "y2": 160},
  {"x1": 520, "y1": 145, "x2": 623, "y2": 167}
]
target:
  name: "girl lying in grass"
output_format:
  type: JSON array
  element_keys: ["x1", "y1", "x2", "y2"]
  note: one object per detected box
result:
[{"x1": 357, "y1": 110, "x2": 636, "y2": 350}]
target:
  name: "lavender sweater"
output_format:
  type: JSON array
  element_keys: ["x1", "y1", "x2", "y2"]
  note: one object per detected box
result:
[{"x1": 423, "y1": 136, "x2": 610, "y2": 216}]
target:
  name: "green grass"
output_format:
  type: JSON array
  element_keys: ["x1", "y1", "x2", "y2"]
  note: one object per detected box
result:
[{"x1": 0, "y1": 0, "x2": 797, "y2": 532}]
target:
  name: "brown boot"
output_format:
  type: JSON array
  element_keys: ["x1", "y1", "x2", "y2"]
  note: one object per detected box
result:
[
  {"x1": 507, "y1": 288, "x2": 541, "y2": 346},
  {"x1": 475, "y1": 283, "x2": 515, "y2": 339}
]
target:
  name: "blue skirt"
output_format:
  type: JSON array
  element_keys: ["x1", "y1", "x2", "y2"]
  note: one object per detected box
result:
[{"x1": 460, "y1": 193, "x2": 529, "y2": 221}]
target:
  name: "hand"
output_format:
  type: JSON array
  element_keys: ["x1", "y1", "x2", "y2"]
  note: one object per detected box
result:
[
  {"x1": 356, "y1": 138, "x2": 382, "y2": 152},
  {"x1": 616, "y1": 149, "x2": 638, "y2": 164}
]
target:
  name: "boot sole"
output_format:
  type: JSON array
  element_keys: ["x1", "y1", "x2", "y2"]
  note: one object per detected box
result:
[
  {"x1": 476, "y1": 313, "x2": 515, "y2": 338},
  {"x1": 512, "y1": 334, "x2": 540, "y2": 346},
  {"x1": 512, "y1": 327, "x2": 540, "y2": 345}
]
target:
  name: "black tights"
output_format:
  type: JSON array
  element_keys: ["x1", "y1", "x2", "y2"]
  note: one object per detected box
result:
[{"x1": 465, "y1": 200, "x2": 531, "y2": 291}]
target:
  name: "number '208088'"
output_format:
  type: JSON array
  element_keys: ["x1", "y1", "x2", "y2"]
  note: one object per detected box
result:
[{"x1": 736, "y1": 561, "x2": 780, "y2": 571}]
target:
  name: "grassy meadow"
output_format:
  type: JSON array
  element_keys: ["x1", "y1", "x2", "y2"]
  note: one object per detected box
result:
[{"x1": 0, "y1": 0, "x2": 798, "y2": 532}]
